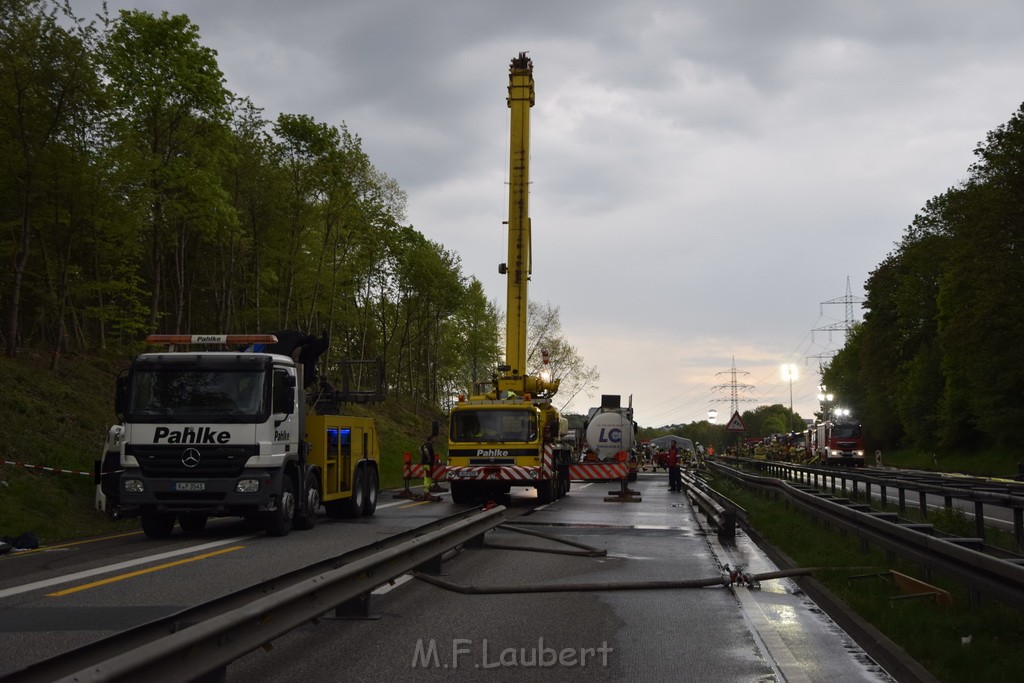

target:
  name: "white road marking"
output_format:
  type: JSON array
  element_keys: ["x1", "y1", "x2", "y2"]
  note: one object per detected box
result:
[{"x1": 0, "y1": 535, "x2": 259, "y2": 599}]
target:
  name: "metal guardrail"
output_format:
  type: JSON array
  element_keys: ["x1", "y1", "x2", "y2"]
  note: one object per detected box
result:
[
  {"x1": 9, "y1": 506, "x2": 507, "y2": 683},
  {"x1": 680, "y1": 471, "x2": 740, "y2": 539},
  {"x1": 732, "y1": 456, "x2": 1024, "y2": 547},
  {"x1": 706, "y1": 460, "x2": 1024, "y2": 610}
]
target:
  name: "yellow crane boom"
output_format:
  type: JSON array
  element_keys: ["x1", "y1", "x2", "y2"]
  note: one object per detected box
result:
[{"x1": 497, "y1": 52, "x2": 558, "y2": 399}]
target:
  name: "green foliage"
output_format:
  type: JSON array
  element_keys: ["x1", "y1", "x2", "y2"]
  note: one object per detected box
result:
[
  {"x1": 0, "y1": 2, "x2": 593, "y2": 414},
  {"x1": 0, "y1": 3, "x2": 597, "y2": 549},
  {"x1": 0, "y1": 0, "x2": 105, "y2": 356},
  {"x1": 824, "y1": 101, "x2": 1024, "y2": 453},
  {"x1": 640, "y1": 404, "x2": 805, "y2": 450},
  {"x1": 739, "y1": 403, "x2": 803, "y2": 437}
]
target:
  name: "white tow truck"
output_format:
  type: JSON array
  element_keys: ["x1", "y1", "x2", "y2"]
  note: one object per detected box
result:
[{"x1": 95, "y1": 333, "x2": 382, "y2": 538}]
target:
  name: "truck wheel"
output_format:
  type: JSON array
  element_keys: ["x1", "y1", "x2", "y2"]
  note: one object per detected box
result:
[
  {"x1": 450, "y1": 481, "x2": 472, "y2": 504},
  {"x1": 293, "y1": 470, "x2": 321, "y2": 530},
  {"x1": 537, "y1": 479, "x2": 555, "y2": 504},
  {"x1": 326, "y1": 466, "x2": 364, "y2": 518},
  {"x1": 265, "y1": 474, "x2": 295, "y2": 536},
  {"x1": 99, "y1": 450, "x2": 121, "y2": 502},
  {"x1": 177, "y1": 513, "x2": 208, "y2": 533},
  {"x1": 141, "y1": 513, "x2": 176, "y2": 538},
  {"x1": 362, "y1": 466, "x2": 378, "y2": 517}
]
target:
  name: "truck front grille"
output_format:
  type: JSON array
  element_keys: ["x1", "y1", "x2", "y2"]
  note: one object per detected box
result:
[{"x1": 126, "y1": 444, "x2": 259, "y2": 478}]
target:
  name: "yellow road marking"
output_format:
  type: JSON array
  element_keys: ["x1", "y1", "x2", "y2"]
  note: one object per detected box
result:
[
  {"x1": 46, "y1": 545, "x2": 244, "y2": 596},
  {"x1": 399, "y1": 500, "x2": 433, "y2": 509}
]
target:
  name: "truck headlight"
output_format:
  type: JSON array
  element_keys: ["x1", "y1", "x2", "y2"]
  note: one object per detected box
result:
[
  {"x1": 123, "y1": 479, "x2": 145, "y2": 493},
  {"x1": 236, "y1": 479, "x2": 261, "y2": 493}
]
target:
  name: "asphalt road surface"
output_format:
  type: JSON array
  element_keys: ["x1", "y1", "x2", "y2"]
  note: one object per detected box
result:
[{"x1": 0, "y1": 474, "x2": 894, "y2": 681}]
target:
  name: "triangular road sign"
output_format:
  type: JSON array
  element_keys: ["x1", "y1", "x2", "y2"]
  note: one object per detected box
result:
[{"x1": 724, "y1": 411, "x2": 747, "y2": 432}]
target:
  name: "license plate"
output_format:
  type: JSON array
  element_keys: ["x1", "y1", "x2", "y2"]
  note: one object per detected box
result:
[{"x1": 175, "y1": 482, "x2": 205, "y2": 492}]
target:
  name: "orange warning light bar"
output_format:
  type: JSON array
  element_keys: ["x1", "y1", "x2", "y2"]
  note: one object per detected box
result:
[{"x1": 145, "y1": 334, "x2": 278, "y2": 346}]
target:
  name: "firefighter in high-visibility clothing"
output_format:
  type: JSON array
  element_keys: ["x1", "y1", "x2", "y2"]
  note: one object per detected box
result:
[{"x1": 420, "y1": 435, "x2": 436, "y2": 492}]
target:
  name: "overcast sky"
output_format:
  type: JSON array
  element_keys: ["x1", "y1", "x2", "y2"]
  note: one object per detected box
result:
[{"x1": 73, "y1": 0, "x2": 1024, "y2": 427}]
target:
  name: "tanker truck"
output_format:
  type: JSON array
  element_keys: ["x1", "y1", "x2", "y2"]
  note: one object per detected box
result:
[{"x1": 584, "y1": 394, "x2": 638, "y2": 481}]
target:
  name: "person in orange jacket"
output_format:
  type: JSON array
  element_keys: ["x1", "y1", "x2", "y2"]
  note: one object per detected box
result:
[{"x1": 667, "y1": 440, "x2": 681, "y2": 492}]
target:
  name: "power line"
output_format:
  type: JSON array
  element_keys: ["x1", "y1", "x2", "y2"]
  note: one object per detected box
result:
[
  {"x1": 809, "y1": 276, "x2": 864, "y2": 365},
  {"x1": 711, "y1": 356, "x2": 755, "y2": 417}
]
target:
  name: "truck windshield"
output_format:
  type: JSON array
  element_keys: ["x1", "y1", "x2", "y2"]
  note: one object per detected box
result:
[
  {"x1": 832, "y1": 424, "x2": 862, "y2": 438},
  {"x1": 450, "y1": 409, "x2": 538, "y2": 443},
  {"x1": 127, "y1": 368, "x2": 268, "y2": 422}
]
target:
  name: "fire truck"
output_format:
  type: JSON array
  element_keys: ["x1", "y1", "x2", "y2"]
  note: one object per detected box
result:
[
  {"x1": 445, "y1": 54, "x2": 573, "y2": 504},
  {"x1": 809, "y1": 420, "x2": 865, "y2": 467},
  {"x1": 95, "y1": 332, "x2": 382, "y2": 538}
]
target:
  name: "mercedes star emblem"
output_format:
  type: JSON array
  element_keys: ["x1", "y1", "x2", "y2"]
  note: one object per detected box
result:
[{"x1": 182, "y1": 448, "x2": 201, "y2": 468}]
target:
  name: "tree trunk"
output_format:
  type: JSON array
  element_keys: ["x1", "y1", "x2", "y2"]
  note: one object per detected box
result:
[
  {"x1": 147, "y1": 213, "x2": 162, "y2": 333},
  {"x1": 5, "y1": 195, "x2": 33, "y2": 358},
  {"x1": 50, "y1": 236, "x2": 75, "y2": 372}
]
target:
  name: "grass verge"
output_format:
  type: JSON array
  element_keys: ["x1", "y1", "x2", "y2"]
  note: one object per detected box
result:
[
  {"x1": 881, "y1": 449, "x2": 1023, "y2": 480},
  {"x1": 710, "y1": 474, "x2": 1024, "y2": 683}
]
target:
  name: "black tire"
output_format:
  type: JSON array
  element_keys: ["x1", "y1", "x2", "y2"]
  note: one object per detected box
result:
[
  {"x1": 177, "y1": 513, "x2": 208, "y2": 533},
  {"x1": 141, "y1": 512, "x2": 176, "y2": 538},
  {"x1": 537, "y1": 478, "x2": 555, "y2": 504},
  {"x1": 326, "y1": 466, "x2": 364, "y2": 518},
  {"x1": 362, "y1": 465, "x2": 378, "y2": 517},
  {"x1": 99, "y1": 450, "x2": 121, "y2": 503},
  {"x1": 264, "y1": 473, "x2": 295, "y2": 536},
  {"x1": 555, "y1": 464, "x2": 568, "y2": 498},
  {"x1": 450, "y1": 481, "x2": 473, "y2": 504},
  {"x1": 293, "y1": 470, "x2": 321, "y2": 530}
]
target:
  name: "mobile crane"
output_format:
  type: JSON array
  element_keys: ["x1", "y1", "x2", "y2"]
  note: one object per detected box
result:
[
  {"x1": 445, "y1": 53, "x2": 573, "y2": 504},
  {"x1": 95, "y1": 332, "x2": 383, "y2": 537}
]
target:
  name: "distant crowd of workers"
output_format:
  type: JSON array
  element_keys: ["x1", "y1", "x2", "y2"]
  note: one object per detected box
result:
[
  {"x1": 744, "y1": 438, "x2": 812, "y2": 463},
  {"x1": 638, "y1": 441, "x2": 714, "y2": 470}
]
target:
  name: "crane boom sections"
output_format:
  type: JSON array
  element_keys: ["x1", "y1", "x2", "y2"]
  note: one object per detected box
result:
[
  {"x1": 504, "y1": 52, "x2": 534, "y2": 383},
  {"x1": 445, "y1": 53, "x2": 570, "y2": 507}
]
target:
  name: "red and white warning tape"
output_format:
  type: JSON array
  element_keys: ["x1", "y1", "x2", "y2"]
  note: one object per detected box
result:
[{"x1": 2, "y1": 460, "x2": 92, "y2": 477}]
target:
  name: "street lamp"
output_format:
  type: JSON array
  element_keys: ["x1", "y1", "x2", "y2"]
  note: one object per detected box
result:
[
  {"x1": 817, "y1": 386, "x2": 834, "y2": 423},
  {"x1": 780, "y1": 364, "x2": 798, "y2": 432}
]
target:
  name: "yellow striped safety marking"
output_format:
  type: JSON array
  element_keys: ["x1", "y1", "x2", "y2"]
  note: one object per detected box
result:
[{"x1": 47, "y1": 545, "x2": 244, "y2": 597}]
